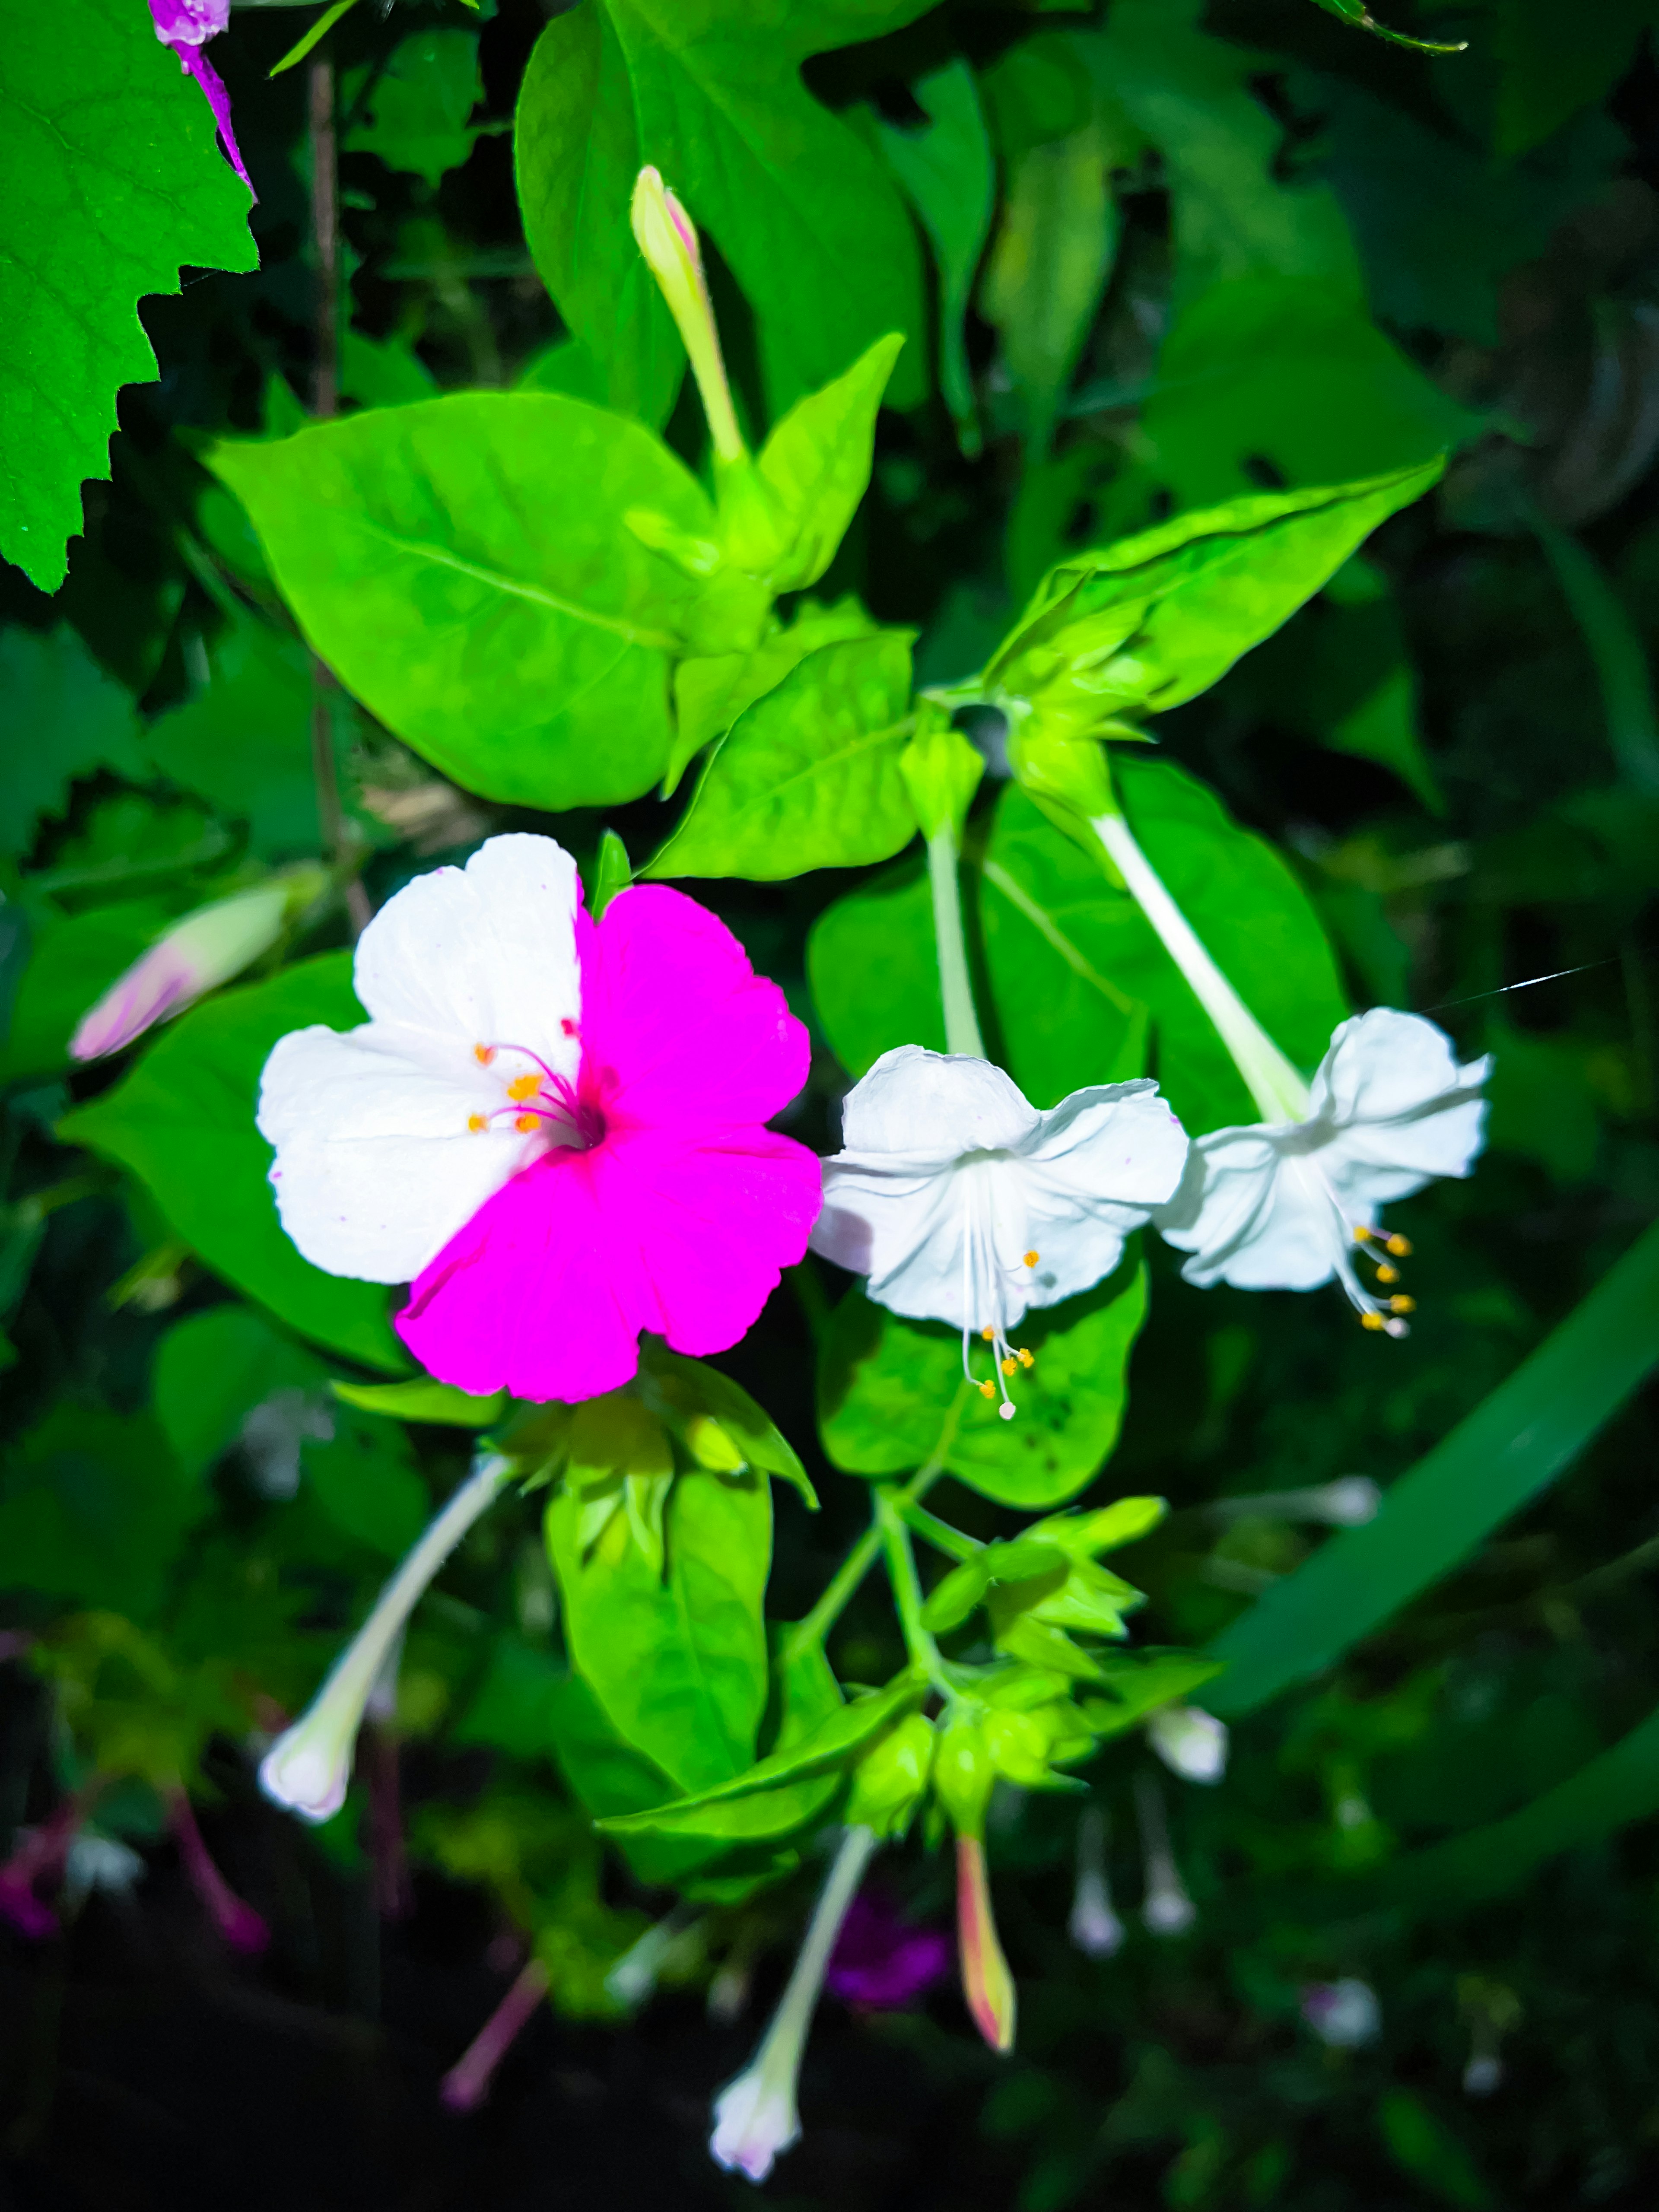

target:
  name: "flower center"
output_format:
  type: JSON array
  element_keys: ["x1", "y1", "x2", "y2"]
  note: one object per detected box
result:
[
  {"x1": 1290, "y1": 1158, "x2": 1415, "y2": 1335},
  {"x1": 957, "y1": 1166, "x2": 1038, "y2": 1420},
  {"x1": 464, "y1": 1039, "x2": 604, "y2": 1150}
]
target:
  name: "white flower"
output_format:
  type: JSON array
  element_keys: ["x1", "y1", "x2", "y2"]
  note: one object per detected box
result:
[
  {"x1": 1302, "y1": 1978, "x2": 1381, "y2": 2049},
  {"x1": 1146, "y1": 1704, "x2": 1228, "y2": 1784},
  {"x1": 1156, "y1": 1010, "x2": 1489, "y2": 1333},
  {"x1": 711, "y1": 2065, "x2": 801, "y2": 2185},
  {"x1": 1068, "y1": 1808, "x2": 1124, "y2": 1959},
  {"x1": 1134, "y1": 1773, "x2": 1196, "y2": 1937},
  {"x1": 256, "y1": 835, "x2": 585, "y2": 1287},
  {"x1": 811, "y1": 1046, "x2": 1188, "y2": 1416}
]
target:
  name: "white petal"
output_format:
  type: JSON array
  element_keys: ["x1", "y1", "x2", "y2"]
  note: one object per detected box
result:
[
  {"x1": 1015, "y1": 1082, "x2": 1190, "y2": 1306},
  {"x1": 813, "y1": 1156, "x2": 969, "y2": 1324},
  {"x1": 352, "y1": 833, "x2": 583, "y2": 1079},
  {"x1": 838, "y1": 1045, "x2": 1039, "y2": 1162},
  {"x1": 1160, "y1": 1129, "x2": 1345, "y2": 1292},
  {"x1": 1312, "y1": 1009, "x2": 1483, "y2": 1131},
  {"x1": 258, "y1": 1024, "x2": 536, "y2": 1281},
  {"x1": 1325, "y1": 1084, "x2": 1490, "y2": 1203}
]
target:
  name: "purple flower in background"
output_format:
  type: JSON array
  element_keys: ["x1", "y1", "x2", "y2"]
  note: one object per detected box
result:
[
  {"x1": 825, "y1": 1891, "x2": 951, "y2": 2012},
  {"x1": 149, "y1": 0, "x2": 253, "y2": 195}
]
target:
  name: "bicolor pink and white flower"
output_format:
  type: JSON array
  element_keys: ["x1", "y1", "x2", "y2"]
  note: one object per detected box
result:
[
  {"x1": 150, "y1": 0, "x2": 251, "y2": 194},
  {"x1": 1156, "y1": 1010, "x2": 1490, "y2": 1332},
  {"x1": 257, "y1": 835, "x2": 820, "y2": 1404},
  {"x1": 810, "y1": 1046, "x2": 1187, "y2": 1415}
]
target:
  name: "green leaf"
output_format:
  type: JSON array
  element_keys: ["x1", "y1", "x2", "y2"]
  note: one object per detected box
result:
[
  {"x1": 154, "y1": 1303, "x2": 328, "y2": 1480},
  {"x1": 0, "y1": 1405, "x2": 205, "y2": 1621},
  {"x1": 343, "y1": 29, "x2": 483, "y2": 188},
  {"x1": 0, "y1": 895, "x2": 177, "y2": 1084},
  {"x1": 146, "y1": 610, "x2": 322, "y2": 860},
  {"x1": 1491, "y1": 0, "x2": 1648, "y2": 156},
  {"x1": 340, "y1": 331, "x2": 440, "y2": 411},
  {"x1": 331, "y1": 1376, "x2": 507, "y2": 1427},
  {"x1": 637, "y1": 1342, "x2": 815, "y2": 1510},
  {"x1": 1079, "y1": 1649, "x2": 1227, "y2": 1741},
  {"x1": 514, "y1": 0, "x2": 929, "y2": 420},
  {"x1": 0, "y1": 0, "x2": 256, "y2": 589},
  {"x1": 59, "y1": 954, "x2": 407, "y2": 1373},
  {"x1": 983, "y1": 769, "x2": 1347, "y2": 1135},
  {"x1": 305, "y1": 1402, "x2": 430, "y2": 1557},
  {"x1": 0, "y1": 629, "x2": 146, "y2": 858},
  {"x1": 1305, "y1": 0, "x2": 1469, "y2": 56},
  {"x1": 818, "y1": 1260, "x2": 1149, "y2": 1510},
  {"x1": 923, "y1": 1542, "x2": 1071, "y2": 1633},
  {"x1": 667, "y1": 597, "x2": 880, "y2": 797},
  {"x1": 211, "y1": 395, "x2": 717, "y2": 810},
  {"x1": 599, "y1": 1673, "x2": 925, "y2": 1841},
  {"x1": 1141, "y1": 279, "x2": 1483, "y2": 511},
  {"x1": 646, "y1": 632, "x2": 917, "y2": 881},
  {"x1": 546, "y1": 1468, "x2": 772, "y2": 1793},
  {"x1": 874, "y1": 62, "x2": 994, "y2": 456},
  {"x1": 807, "y1": 854, "x2": 946, "y2": 1078},
  {"x1": 1204, "y1": 1217, "x2": 1659, "y2": 1719},
  {"x1": 986, "y1": 463, "x2": 1446, "y2": 736},
  {"x1": 1377, "y1": 2092, "x2": 1493, "y2": 2212},
  {"x1": 752, "y1": 334, "x2": 905, "y2": 593}
]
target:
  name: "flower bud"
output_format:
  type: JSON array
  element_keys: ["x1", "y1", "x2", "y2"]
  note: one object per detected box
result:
[
  {"x1": 898, "y1": 712, "x2": 985, "y2": 845},
  {"x1": 845, "y1": 1713, "x2": 934, "y2": 1839},
  {"x1": 1146, "y1": 1704, "x2": 1229, "y2": 1785},
  {"x1": 955, "y1": 1834, "x2": 1016, "y2": 2053},
  {"x1": 932, "y1": 1715, "x2": 995, "y2": 1840},
  {"x1": 1005, "y1": 721, "x2": 1117, "y2": 846},
  {"x1": 71, "y1": 864, "x2": 327, "y2": 1062},
  {"x1": 981, "y1": 1707, "x2": 1055, "y2": 1790},
  {"x1": 630, "y1": 166, "x2": 744, "y2": 467}
]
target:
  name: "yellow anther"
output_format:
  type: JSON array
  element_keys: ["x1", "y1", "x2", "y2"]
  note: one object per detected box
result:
[
  {"x1": 1390, "y1": 1295, "x2": 1416, "y2": 1314},
  {"x1": 1017, "y1": 1348, "x2": 1034, "y2": 1370},
  {"x1": 474, "y1": 1044, "x2": 495, "y2": 1065},
  {"x1": 1376, "y1": 1263, "x2": 1399, "y2": 1284},
  {"x1": 506, "y1": 1072, "x2": 540, "y2": 1102},
  {"x1": 1360, "y1": 1311, "x2": 1386, "y2": 1332},
  {"x1": 1023, "y1": 1249, "x2": 1040, "y2": 1268},
  {"x1": 981, "y1": 1325, "x2": 995, "y2": 1342},
  {"x1": 1353, "y1": 1223, "x2": 1373, "y2": 1242},
  {"x1": 1386, "y1": 1234, "x2": 1412, "y2": 1258},
  {"x1": 514, "y1": 1112, "x2": 542, "y2": 1133},
  {"x1": 1001, "y1": 1357, "x2": 1018, "y2": 1376},
  {"x1": 467, "y1": 1113, "x2": 488, "y2": 1133},
  {"x1": 979, "y1": 1379, "x2": 996, "y2": 1400}
]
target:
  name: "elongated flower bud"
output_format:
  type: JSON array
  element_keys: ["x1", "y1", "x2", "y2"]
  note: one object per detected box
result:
[
  {"x1": 1068, "y1": 1807, "x2": 1124, "y2": 1960},
  {"x1": 259, "y1": 1453, "x2": 511, "y2": 1822},
  {"x1": 71, "y1": 865, "x2": 326, "y2": 1062},
  {"x1": 1135, "y1": 1772, "x2": 1196, "y2": 1936},
  {"x1": 631, "y1": 166, "x2": 745, "y2": 466},
  {"x1": 1146, "y1": 1704, "x2": 1229, "y2": 1785},
  {"x1": 710, "y1": 1825, "x2": 877, "y2": 2183},
  {"x1": 954, "y1": 1834, "x2": 1016, "y2": 2053}
]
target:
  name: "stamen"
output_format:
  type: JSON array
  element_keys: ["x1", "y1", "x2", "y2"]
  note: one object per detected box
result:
[
  {"x1": 515, "y1": 1113, "x2": 542, "y2": 1132},
  {"x1": 506, "y1": 1074, "x2": 540, "y2": 1103},
  {"x1": 979, "y1": 1379, "x2": 996, "y2": 1399},
  {"x1": 1376, "y1": 1263, "x2": 1399, "y2": 1284},
  {"x1": 1387, "y1": 1235, "x2": 1411, "y2": 1257},
  {"x1": 560, "y1": 1018, "x2": 578, "y2": 1038},
  {"x1": 1390, "y1": 1296, "x2": 1415, "y2": 1314},
  {"x1": 980, "y1": 1325, "x2": 995, "y2": 1342},
  {"x1": 1023, "y1": 1249, "x2": 1039, "y2": 1268},
  {"x1": 474, "y1": 1044, "x2": 495, "y2": 1065},
  {"x1": 1360, "y1": 1312, "x2": 1385, "y2": 1332},
  {"x1": 467, "y1": 1114, "x2": 487, "y2": 1133},
  {"x1": 1017, "y1": 1349, "x2": 1034, "y2": 1370},
  {"x1": 1001, "y1": 1357, "x2": 1018, "y2": 1376}
]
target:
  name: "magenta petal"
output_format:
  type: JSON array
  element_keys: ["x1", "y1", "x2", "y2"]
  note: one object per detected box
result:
[
  {"x1": 582, "y1": 888, "x2": 811, "y2": 1131},
  {"x1": 180, "y1": 45, "x2": 253, "y2": 196}
]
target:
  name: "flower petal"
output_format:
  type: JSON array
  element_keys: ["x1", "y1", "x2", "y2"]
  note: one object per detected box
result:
[
  {"x1": 1017, "y1": 1081, "x2": 1190, "y2": 1305},
  {"x1": 1163, "y1": 1132, "x2": 1349, "y2": 1292},
  {"x1": 352, "y1": 835, "x2": 584, "y2": 1085},
  {"x1": 814, "y1": 1156, "x2": 966, "y2": 1321},
  {"x1": 1313, "y1": 1009, "x2": 1486, "y2": 1130},
  {"x1": 583, "y1": 886, "x2": 810, "y2": 1131},
  {"x1": 258, "y1": 1023, "x2": 534, "y2": 1283},
  {"x1": 838, "y1": 1046, "x2": 1039, "y2": 1162}
]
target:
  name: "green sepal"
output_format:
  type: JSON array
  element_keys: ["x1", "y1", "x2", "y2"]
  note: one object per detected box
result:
[{"x1": 637, "y1": 1340, "x2": 817, "y2": 1510}]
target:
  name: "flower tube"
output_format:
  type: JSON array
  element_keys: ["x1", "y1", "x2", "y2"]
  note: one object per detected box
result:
[
  {"x1": 710, "y1": 1825, "x2": 878, "y2": 2183},
  {"x1": 259, "y1": 1452, "x2": 511, "y2": 1822}
]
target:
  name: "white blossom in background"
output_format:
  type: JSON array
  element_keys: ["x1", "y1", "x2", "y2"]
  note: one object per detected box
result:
[
  {"x1": 1157, "y1": 1010, "x2": 1489, "y2": 1334},
  {"x1": 812, "y1": 1045, "x2": 1187, "y2": 1417},
  {"x1": 1302, "y1": 1978, "x2": 1382, "y2": 2049},
  {"x1": 1068, "y1": 1808, "x2": 1125, "y2": 1959},
  {"x1": 1134, "y1": 1773, "x2": 1196, "y2": 1937},
  {"x1": 1147, "y1": 1704, "x2": 1229, "y2": 1784}
]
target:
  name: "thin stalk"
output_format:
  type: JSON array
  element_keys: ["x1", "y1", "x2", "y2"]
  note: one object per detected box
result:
[
  {"x1": 926, "y1": 826, "x2": 986, "y2": 1058},
  {"x1": 896, "y1": 1499, "x2": 980, "y2": 1563},
  {"x1": 1090, "y1": 809, "x2": 1310, "y2": 1123},
  {"x1": 876, "y1": 1487, "x2": 950, "y2": 1690},
  {"x1": 307, "y1": 49, "x2": 371, "y2": 940},
  {"x1": 440, "y1": 1956, "x2": 550, "y2": 2111},
  {"x1": 779, "y1": 1467, "x2": 943, "y2": 1668}
]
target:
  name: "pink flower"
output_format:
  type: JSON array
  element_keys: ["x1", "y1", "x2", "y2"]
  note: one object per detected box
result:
[
  {"x1": 149, "y1": 0, "x2": 252, "y2": 196},
  {"x1": 257, "y1": 835, "x2": 820, "y2": 1404},
  {"x1": 825, "y1": 1891, "x2": 950, "y2": 2010}
]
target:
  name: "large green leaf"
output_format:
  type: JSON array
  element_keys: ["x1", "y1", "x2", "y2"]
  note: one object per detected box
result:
[
  {"x1": 807, "y1": 855, "x2": 946, "y2": 1077},
  {"x1": 0, "y1": 628, "x2": 146, "y2": 859},
  {"x1": 0, "y1": 1405, "x2": 205, "y2": 1622},
  {"x1": 646, "y1": 631, "x2": 917, "y2": 880},
  {"x1": 146, "y1": 610, "x2": 321, "y2": 860},
  {"x1": 985, "y1": 463, "x2": 1444, "y2": 735},
  {"x1": 59, "y1": 955, "x2": 407, "y2": 1373},
  {"x1": 546, "y1": 1468, "x2": 772, "y2": 1794},
  {"x1": 1205, "y1": 1217, "x2": 1659, "y2": 1718},
  {"x1": 343, "y1": 28, "x2": 484, "y2": 188},
  {"x1": 513, "y1": 0, "x2": 930, "y2": 419},
  {"x1": 667, "y1": 597, "x2": 880, "y2": 796},
  {"x1": 983, "y1": 770, "x2": 1347, "y2": 1134},
  {"x1": 212, "y1": 395, "x2": 717, "y2": 810},
  {"x1": 818, "y1": 1262, "x2": 1149, "y2": 1510},
  {"x1": 0, "y1": 0, "x2": 256, "y2": 589},
  {"x1": 751, "y1": 334, "x2": 906, "y2": 594}
]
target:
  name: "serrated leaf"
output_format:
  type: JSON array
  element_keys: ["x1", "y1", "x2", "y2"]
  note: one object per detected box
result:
[
  {"x1": 647, "y1": 632, "x2": 917, "y2": 881},
  {"x1": 0, "y1": 0, "x2": 256, "y2": 588},
  {"x1": 0, "y1": 629, "x2": 147, "y2": 859},
  {"x1": 212, "y1": 395, "x2": 717, "y2": 810}
]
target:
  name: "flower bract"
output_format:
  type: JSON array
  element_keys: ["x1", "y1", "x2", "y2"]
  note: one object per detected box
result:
[
  {"x1": 149, "y1": 0, "x2": 251, "y2": 194},
  {"x1": 1156, "y1": 1009, "x2": 1489, "y2": 1331},
  {"x1": 257, "y1": 835, "x2": 820, "y2": 1403},
  {"x1": 811, "y1": 1045, "x2": 1187, "y2": 1415}
]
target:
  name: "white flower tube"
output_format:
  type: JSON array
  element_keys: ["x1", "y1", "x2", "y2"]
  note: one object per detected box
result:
[
  {"x1": 259, "y1": 1452, "x2": 511, "y2": 1822},
  {"x1": 710, "y1": 1825, "x2": 877, "y2": 2183},
  {"x1": 1146, "y1": 1704, "x2": 1229, "y2": 1785}
]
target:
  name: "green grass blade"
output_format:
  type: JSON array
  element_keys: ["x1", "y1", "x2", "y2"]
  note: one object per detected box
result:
[{"x1": 1205, "y1": 1218, "x2": 1659, "y2": 1718}]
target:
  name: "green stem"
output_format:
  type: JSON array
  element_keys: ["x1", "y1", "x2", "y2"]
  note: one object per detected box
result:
[
  {"x1": 896, "y1": 1499, "x2": 980, "y2": 1563},
  {"x1": 781, "y1": 1468, "x2": 942, "y2": 1666},
  {"x1": 1090, "y1": 808, "x2": 1311, "y2": 1123},
  {"x1": 876, "y1": 1487, "x2": 950, "y2": 1690},
  {"x1": 926, "y1": 826, "x2": 986, "y2": 1058}
]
